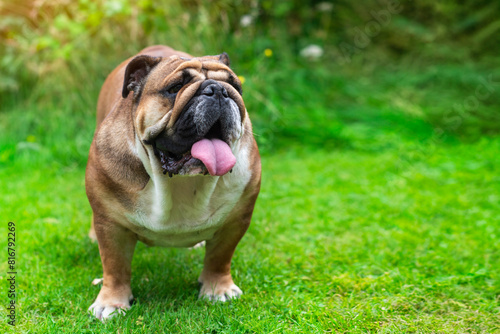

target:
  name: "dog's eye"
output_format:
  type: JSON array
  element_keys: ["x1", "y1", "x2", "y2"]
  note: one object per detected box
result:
[
  {"x1": 168, "y1": 84, "x2": 183, "y2": 94},
  {"x1": 232, "y1": 83, "x2": 243, "y2": 95},
  {"x1": 227, "y1": 77, "x2": 242, "y2": 95}
]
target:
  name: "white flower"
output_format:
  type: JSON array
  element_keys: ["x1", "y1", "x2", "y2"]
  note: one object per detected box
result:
[
  {"x1": 316, "y1": 2, "x2": 334, "y2": 12},
  {"x1": 240, "y1": 15, "x2": 253, "y2": 27},
  {"x1": 300, "y1": 45, "x2": 324, "y2": 60}
]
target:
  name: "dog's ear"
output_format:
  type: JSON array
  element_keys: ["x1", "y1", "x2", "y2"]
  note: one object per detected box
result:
[
  {"x1": 218, "y1": 52, "x2": 230, "y2": 67},
  {"x1": 122, "y1": 55, "x2": 162, "y2": 98}
]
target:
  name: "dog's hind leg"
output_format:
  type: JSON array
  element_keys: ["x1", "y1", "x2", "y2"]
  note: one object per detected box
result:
[{"x1": 88, "y1": 216, "x2": 97, "y2": 242}]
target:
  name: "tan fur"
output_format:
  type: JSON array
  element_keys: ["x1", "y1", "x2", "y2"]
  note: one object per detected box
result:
[{"x1": 85, "y1": 45, "x2": 261, "y2": 320}]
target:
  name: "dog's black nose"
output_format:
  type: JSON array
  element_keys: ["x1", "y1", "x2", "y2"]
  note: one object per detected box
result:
[{"x1": 201, "y1": 80, "x2": 229, "y2": 98}]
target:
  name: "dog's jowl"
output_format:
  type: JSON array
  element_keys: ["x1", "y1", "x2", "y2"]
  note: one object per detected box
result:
[{"x1": 85, "y1": 45, "x2": 261, "y2": 320}]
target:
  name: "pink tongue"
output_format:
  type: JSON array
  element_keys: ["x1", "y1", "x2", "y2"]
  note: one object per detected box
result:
[{"x1": 191, "y1": 139, "x2": 236, "y2": 176}]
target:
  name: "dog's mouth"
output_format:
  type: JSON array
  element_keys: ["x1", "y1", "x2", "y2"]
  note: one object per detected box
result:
[
  {"x1": 156, "y1": 150, "x2": 202, "y2": 177},
  {"x1": 153, "y1": 121, "x2": 236, "y2": 177}
]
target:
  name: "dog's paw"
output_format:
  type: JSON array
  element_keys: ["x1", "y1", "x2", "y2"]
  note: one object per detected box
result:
[
  {"x1": 88, "y1": 287, "x2": 133, "y2": 321},
  {"x1": 199, "y1": 282, "x2": 243, "y2": 302},
  {"x1": 89, "y1": 301, "x2": 128, "y2": 321},
  {"x1": 190, "y1": 241, "x2": 206, "y2": 249},
  {"x1": 91, "y1": 277, "x2": 103, "y2": 285}
]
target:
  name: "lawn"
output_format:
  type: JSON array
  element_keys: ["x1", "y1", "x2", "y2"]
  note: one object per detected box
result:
[{"x1": 1, "y1": 130, "x2": 499, "y2": 332}]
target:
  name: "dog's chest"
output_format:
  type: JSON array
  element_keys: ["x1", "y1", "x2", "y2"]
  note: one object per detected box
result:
[{"x1": 127, "y1": 167, "x2": 249, "y2": 247}]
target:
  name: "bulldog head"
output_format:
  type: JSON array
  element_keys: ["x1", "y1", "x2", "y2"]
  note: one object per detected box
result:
[{"x1": 122, "y1": 53, "x2": 245, "y2": 177}]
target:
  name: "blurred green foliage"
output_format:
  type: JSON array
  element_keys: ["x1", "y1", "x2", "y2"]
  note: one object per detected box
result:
[{"x1": 0, "y1": 0, "x2": 499, "y2": 158}]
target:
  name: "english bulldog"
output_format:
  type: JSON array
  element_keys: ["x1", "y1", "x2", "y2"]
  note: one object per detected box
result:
[{"x1": 85, "y1": 45, "x2": 261, "y2": 320}]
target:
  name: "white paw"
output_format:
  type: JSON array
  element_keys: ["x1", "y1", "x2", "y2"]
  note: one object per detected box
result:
[
  {"x1": 190, "y1": 241, "x2": 206, "y2": 249},
  {"x1": 88, "y1": 287, "x2": 132, "y2": 321},
  {"x1": 199, "y1": 283, "x2": 243, "y2": 302},
  {"x1": 91, "y1": 278, "x2": 103, "y2": 285},
  {"x1": 89, "y1": 301, "x2": 127, "y2": 320},
  {"x1": 88, "y1": 299, "x2": 129, "y2": 321}
]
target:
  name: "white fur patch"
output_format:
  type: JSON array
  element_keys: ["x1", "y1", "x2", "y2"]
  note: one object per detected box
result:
[{"x1": 199, "y1": 283, "x2": 243, "y2": 302}]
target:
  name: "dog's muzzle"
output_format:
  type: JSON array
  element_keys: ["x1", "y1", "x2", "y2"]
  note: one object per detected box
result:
[{"x1": 153, "y1": 80, "x2": 240, "y2": 177}]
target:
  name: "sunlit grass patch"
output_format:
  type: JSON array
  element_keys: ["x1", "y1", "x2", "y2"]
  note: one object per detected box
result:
[{"x1": 1, "y1": 136, "x2": 498, "y2": 332}]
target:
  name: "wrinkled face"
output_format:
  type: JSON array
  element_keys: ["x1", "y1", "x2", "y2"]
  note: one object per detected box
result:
[{"x1": 123, "y1": 54, "x2": 245, "y2": 177}]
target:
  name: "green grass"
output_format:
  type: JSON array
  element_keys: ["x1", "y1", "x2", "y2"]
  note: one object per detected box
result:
[{"x1": 1, "y1": 132, "x2": 499, "y2": 332}]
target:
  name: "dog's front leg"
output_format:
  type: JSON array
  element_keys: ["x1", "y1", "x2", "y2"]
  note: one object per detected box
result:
[
  {"x1": 198, "y1": 205, "x2": 254, "y2": 302},
  {"x1": 89, "y1": 216, "x2": 137, "y2": 320}
]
